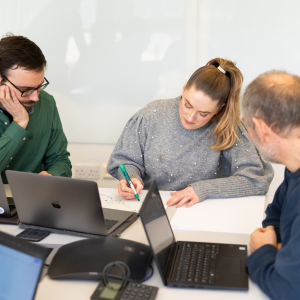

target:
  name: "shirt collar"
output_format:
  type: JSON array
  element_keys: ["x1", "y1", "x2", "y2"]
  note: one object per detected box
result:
[{"x1": 28, "y1": 107, "x2": 34, "y2": 115}]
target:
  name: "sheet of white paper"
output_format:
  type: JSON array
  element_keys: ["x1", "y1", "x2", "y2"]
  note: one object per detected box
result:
[
  {"x1": 170, "y1": 196, "x2": 265, "y2": 234},
  {"x1": 99, "y1": 188, "x2": 172, "y2": 212}
]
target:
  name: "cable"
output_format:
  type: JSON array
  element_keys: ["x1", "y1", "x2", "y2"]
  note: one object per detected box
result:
[
  {"x1": 102, "y1": 261, "x2": 131, "y2": 291},
  {"x1": 101, "y1": 261, "x2": 153, "y2": 288},
  {"x1": 141, "y1": 265, "x2": 153, "y2": 282}
]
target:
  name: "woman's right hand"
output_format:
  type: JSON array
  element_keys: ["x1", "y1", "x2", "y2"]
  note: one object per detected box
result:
[{"x1": 117, "y1": 178, "x2": 143, "y2": 200}]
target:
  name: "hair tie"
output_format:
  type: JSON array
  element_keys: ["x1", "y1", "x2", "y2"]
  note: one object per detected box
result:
[{"x1": 217, "y1": 66, "x2": 226, "y2": 74}]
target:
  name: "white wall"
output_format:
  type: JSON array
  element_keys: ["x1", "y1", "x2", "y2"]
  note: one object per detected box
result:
[
  {"x1": 67, "y1": 142, "x2": 119, "y2": 188},
  {"x1": 0, "y1": 0, "x2": 198, "y2": 144},
  {"x1": 268, "y1": 163, "x2": 285, "y2": 202},
  {"x1": 0, "y1": 0, "x2": 291, "y2": 198},
  {"x1": 61, "y1": 0, "x2": 299, "y2": 197}
]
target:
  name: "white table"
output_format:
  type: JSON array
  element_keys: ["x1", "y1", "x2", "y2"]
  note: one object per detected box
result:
[{"x1": 0, "y1": 215, "x2": 270, "y2": 300}]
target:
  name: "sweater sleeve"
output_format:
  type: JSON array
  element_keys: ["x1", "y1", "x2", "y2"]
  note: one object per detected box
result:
[
  {"x1": 42, "y1": 100, "x2": 72, "y2": 177},
  {"x1": 246, "y1": 215, "x2": 300, "y2": 300},
  {"x1": 190, "y1": 122, "x2": 274, "y2": 202},
  {"x1": 107, "y1": 108, "x2": 148, "y2": 185}
]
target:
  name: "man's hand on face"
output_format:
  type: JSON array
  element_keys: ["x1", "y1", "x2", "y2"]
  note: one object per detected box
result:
[
  {"x1": 0, "y1": 85, "x2": 29, "y2": 129},
  {"x1": 249, "y1": 226, "x2": 278, "y2": 253}
]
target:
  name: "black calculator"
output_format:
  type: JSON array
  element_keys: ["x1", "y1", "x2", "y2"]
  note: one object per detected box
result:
[
  {"x1": 90, "y1": 278, "x2": 158, "y2": 300},
  {"x1": 16, "y1": 229, "x2": 50, "y2": 242}
]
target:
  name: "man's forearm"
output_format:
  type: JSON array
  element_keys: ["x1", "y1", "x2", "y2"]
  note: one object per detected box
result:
[{"x1": 45, "y1": 157, "x2": 72, "y2": 177}]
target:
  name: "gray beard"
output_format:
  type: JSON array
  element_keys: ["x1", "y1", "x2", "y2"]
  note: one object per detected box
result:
[
  {"x1": 251, "y1": 128, "x2": 280, "y2": 164},
  {"x1": 254, "y1": 138, "x2": 280, "y2": 164}
]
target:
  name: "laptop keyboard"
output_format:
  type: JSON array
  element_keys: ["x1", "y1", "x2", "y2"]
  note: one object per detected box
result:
[
  {"x1": 105, "y1": 219, "x2": 118, "y2": 230},
  {"x1": 175, "y1": 243, "x2": 219, "y2": 285}
]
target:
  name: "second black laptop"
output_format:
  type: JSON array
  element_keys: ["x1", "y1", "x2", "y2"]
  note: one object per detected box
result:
[{"x1": 139, "y1": 180, "x2": 248, "y2": 291}]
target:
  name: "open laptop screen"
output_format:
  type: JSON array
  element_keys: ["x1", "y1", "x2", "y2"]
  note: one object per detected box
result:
[
  {"x1": 139, "y1": 181, "x2": 175, "y2": 284},
  {"x1": 0, "y1": 231, "x2": 47, "y2": 300}
]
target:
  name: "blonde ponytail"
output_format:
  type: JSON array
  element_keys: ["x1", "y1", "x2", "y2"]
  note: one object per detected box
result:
[{"x1": 186, "y1": 58, "x2": 243, "y2": 151}]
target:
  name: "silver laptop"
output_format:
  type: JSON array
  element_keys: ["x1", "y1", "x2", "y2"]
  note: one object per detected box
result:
[
  {"x1": 0, "y1": 174, "x2": 16, "y2": 217},
  {"x1": 5, "y1": 170, "x2": 134, "y2": 236}
]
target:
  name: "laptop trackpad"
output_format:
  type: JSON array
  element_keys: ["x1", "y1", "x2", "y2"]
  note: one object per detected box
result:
[{"x1": 219, "y1": 257, "x2": 242, "y2": 273}]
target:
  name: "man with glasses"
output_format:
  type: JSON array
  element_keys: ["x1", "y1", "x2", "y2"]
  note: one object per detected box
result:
[{"x1": 0, "y1": 34, "x2": 71, "y2": 183}]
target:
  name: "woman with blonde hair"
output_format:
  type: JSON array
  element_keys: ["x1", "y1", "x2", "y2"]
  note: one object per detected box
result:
[{"x1": 107, "y1": 58, "x2": 274, "y2": 207}]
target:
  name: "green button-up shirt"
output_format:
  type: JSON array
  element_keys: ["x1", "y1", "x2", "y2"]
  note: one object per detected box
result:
[{"x1": 0, "y1": 90, "x2": 72, "y2": 183}]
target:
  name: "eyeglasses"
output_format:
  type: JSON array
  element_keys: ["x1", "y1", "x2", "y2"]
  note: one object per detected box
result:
[{"x1": 1, "y1": 75, "x2": 49, "y2": 97}]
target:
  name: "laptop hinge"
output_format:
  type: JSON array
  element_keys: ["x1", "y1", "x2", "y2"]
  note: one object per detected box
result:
[{"x1": 164, "y1": 242, "x2": 179, "y2": 280}]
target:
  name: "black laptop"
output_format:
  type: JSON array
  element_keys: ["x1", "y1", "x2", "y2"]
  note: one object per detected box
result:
[
  {"x1": 139, "y1": 181, "x2": 248, "y2": 291},
  {"x1": 0, "y1": 173, "x2": 16, "y2": 217},
  {"x1": 5, "y1": 170, "x2": 135, "y2": 236},
  {"x1": 0, "y1": 231, "x2": 50, "y2": 300}
]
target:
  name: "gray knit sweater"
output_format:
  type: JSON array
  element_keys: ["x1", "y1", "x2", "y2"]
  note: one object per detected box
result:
[{"x1": 107, "y1": 97, "x2": 274, "y2": 202}]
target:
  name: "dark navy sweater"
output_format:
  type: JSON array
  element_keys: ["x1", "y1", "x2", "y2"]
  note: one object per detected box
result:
[{"x1": 246, "y1": 167, "x2": 300, "y2": 300}]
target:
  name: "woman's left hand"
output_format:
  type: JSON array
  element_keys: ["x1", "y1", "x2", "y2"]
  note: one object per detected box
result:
[{"x1": 166, "y1": 186, "x2": 200, "y2": 208}]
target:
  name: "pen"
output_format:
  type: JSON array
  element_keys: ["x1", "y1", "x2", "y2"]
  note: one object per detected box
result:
[{"x1": 119, "y1": 164, "x2": 140, "y2": 201}]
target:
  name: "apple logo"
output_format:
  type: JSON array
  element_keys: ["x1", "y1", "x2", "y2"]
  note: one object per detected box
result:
[{"x1": 52, "y1": 200, "x2": 61, "y2": 209}]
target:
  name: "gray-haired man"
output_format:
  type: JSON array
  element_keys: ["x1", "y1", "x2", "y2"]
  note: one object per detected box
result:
[{"x1": 242, "y1": 71, "x2": 300, "y2": 300}]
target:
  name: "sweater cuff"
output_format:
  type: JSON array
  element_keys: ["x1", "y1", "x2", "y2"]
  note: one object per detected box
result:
[
  {"x1": 190, "y1": 181, "x2": 209, "y2": 202},
  {"x1": 190, "y1": 176, "x2": 255, "y2": 203},
  {"x1": 246, "y1": 244, "x2": 277, "y2": 275},
  {"x1": 117, "y1": 165, "x2": 144, "y2": 186},
  {"x1": 3, "y1": 121, "x2": 30, "y2": 144}
]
